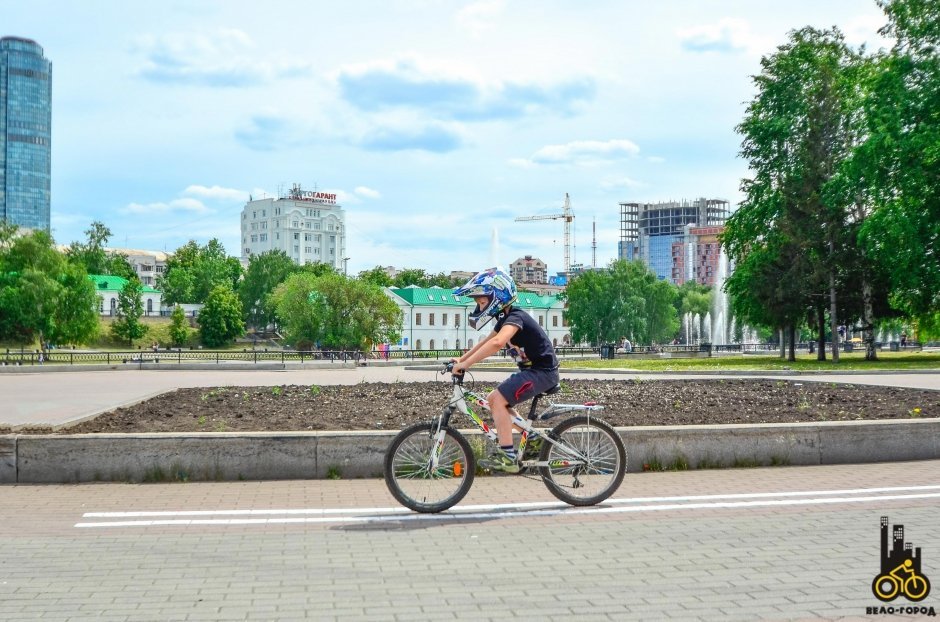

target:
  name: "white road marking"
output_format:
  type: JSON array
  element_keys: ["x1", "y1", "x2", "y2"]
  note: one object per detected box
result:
[{"x1": 75, "y1": 485, "x2": 940, "y2": 528}]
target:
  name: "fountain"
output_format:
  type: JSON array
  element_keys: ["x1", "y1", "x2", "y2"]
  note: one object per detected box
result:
[
  {"x1": 711, "y1": 248, "x2": 729, "y2": 345},
  {"x1": 703, "y1": 312, "x2": 712, "y2": 343}
]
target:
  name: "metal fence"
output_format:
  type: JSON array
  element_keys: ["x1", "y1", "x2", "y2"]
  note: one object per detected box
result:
[
  {"x1": 1, "y1": 345, "x2": 602, "y2": 367},
  {"x1": 3, "y1": 341, "x2": 933, "y2": 367}
]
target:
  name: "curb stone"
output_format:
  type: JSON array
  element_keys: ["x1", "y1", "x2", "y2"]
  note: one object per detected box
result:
[{"x1": 3, "y1": 418, "x2": 938, "y2": 484}]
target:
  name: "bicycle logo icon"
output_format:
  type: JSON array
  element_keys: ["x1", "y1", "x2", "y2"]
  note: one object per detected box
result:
[{"x1": 872, "y1": 516, "x2": 931, "y2": 602}]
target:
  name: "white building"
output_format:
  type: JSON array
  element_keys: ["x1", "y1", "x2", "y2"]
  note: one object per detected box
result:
[
  {"x1": 240, "y1": 183, "x2": 347, "y2": 270},
  {"x1": 90, "y1": 275, "x2": 163, "y2": 317},
  {"x1": 383, "y1": 286, "x2": 572, "y2": 351},
  {"x1": 107, "y1": 248, "x2": 168, "y2": 287}
]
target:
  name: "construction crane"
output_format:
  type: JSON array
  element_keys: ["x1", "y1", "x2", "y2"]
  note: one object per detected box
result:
[{"x1": 515, "y1": 193, "x2": 574, "y2": 277}]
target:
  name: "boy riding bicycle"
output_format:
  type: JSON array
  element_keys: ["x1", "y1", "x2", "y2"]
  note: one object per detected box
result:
[{"x1": 451, "y1": 268, "x2": 559, "y2": 472}]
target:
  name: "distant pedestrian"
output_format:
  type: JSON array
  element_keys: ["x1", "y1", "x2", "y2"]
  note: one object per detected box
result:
[{"x1": 901, "y1": 332, "x2": 907, "y2": 347}]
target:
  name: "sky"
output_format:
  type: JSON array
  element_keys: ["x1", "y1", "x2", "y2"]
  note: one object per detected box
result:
[{"x1": 3, "y1": 0, "x2": 892, "y2": 276}]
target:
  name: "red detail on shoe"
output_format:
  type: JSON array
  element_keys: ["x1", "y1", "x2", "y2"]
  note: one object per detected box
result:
[{"x1": 514, "y1": 381, "x2": 533, "y2": 401}]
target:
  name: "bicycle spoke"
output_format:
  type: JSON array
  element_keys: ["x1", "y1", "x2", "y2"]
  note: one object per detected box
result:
[
  {"x1": 385, "y1": 423, "x2": 475, "y2": 513},
  {"x1": 539, "y1": 417, "x2": 626, "y2": 506}
]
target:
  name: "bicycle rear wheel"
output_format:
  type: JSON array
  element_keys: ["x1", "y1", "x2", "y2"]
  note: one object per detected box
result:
[
  {"x1": 384, "y1": 422, "x2": 475, "y2": 513},
  {"x1": 539, "y1": 415, "x2": 626, "y2": 506}
]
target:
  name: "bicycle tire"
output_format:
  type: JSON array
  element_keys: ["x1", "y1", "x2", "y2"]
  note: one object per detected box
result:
[
  {"x1": 384, "y1": 422, "x2": 476, "y2": 513},
  {"x1": 539, "y1": 415, "x2": 626, "y2": 506}
]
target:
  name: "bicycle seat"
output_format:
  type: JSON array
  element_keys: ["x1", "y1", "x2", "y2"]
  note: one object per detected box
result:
[{"x1": 543, "y1": 385, "x2": 561, "y2": 396}]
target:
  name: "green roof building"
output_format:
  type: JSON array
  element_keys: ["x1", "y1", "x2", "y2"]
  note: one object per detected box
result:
[
  {"x1": 89, "y1": 274, "x2": 163, "y2": 316},
  {"x1": 383, "y1": 286, "x2": 571, "y2": 351}
]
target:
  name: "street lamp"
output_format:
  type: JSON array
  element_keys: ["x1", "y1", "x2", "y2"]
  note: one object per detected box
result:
[{"x1": 342, "y1": 257, "x2": 350, "y2": 276}]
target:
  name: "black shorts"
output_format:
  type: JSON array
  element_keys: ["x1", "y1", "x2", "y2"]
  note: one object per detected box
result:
[{"x1": 496, "y1": 367, "x2": 560, "y2": 407}]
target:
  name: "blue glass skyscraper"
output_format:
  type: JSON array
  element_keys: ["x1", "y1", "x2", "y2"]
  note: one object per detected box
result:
[{"x1": 1, "y1": 36, "x2": 52, "y2": 232}]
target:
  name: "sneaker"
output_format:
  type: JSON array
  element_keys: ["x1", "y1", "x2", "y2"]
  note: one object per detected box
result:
[
  {"x1": 521, "y1": 436, "x2": 543, "y2": 460},
  {"x1": 480, "y1": 451, "x2": 521, "y2": 473}
]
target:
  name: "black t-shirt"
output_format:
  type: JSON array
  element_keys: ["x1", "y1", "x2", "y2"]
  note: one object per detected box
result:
[{"x1": 493, "y1": 307, "x2": 558, "y2": 370}]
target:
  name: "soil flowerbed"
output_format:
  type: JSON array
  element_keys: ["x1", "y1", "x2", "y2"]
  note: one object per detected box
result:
[{"x1": 6, "y1": 378, "x2": 938, "y2": 434}]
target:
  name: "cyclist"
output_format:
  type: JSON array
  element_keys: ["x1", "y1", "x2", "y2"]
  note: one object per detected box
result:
[{"x1": 451, "y1": 267, "x2": 559, "y2": 472}]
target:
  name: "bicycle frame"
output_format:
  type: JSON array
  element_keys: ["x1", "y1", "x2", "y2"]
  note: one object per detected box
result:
[{"x1": 428, "y1": 374, "x2": 603, "y2": 470}]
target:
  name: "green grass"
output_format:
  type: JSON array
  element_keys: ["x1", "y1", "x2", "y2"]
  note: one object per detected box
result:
[{"x1": 561, "y1": 351, "x2": 940, "y2": 372}]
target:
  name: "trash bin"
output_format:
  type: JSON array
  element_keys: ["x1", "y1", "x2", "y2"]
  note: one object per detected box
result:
[
  {"x1": 606, "y1": 344, "x2": 617, "y2": 359},
  {"x1": 599, "y1": 345, "x2": 609, "y2": 359},
  {"x1": 808, "y1": 341, "x2": 815, "y2": 353},
  {"x1": 890, "y1": 341, "x2": 900, "y2": 352},
  {"x1": 843, "y1": 341, "x2": 854, "y2": 352}
]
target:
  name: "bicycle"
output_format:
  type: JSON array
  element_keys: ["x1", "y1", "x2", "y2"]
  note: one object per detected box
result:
[
  {"x1": 872, "y1": 559, "x2": 931, "y2": 602},
  {"x1": 384, "y1": 362, "x2": 627, "y2": 513}
]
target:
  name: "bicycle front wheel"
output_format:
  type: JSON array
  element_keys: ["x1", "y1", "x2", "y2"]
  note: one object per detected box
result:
[
  {"x1": 539, "y1": 415, "x2": 626, "y2": 506},
  {"x1": 384, "y1": 422, "x2": 475, "y2": 513}
]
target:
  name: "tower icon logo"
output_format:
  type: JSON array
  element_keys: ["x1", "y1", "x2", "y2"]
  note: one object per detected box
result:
[{"x1": 872, "y1": 516, "x2": 931, "y2": 602}]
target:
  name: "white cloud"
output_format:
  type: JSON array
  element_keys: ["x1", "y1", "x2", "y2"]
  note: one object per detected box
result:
[
  {"x1": 677, "y1": 18, "x2": 771, "y2": 55},
  {"x1": 455, "y1": 0, "x2": 505, "y2": 37},
  {"x1": 354, "y1": 186, "x2": 382, "y2": 199},
  {"x1": 843, "y1": 13, "x2": 893, "y2": 49},
  {"x1": 515, "y1": 139, "x2": 641, "y2": 167},
  {"x1": 134, "y1": 28, "x2": 313, "y2": 86},
  {"x1": 334, "y1": 54, "x2": 594, "y2": 121},
  {"x1": 122, "y1": 198, "x2": 210, "y2": 214},
  {"x1": 183, "y1": 185, "x2": 250, "y2": 202}
]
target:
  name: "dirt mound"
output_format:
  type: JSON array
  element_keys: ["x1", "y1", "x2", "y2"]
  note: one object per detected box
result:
[{"x1": 8, "y1": 378, "x2": 937, "y2": 434}]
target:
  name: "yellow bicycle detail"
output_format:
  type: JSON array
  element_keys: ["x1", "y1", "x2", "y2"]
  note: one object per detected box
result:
[{"x1": 872, "y1": 559, "x2": 931, "y2": 602}]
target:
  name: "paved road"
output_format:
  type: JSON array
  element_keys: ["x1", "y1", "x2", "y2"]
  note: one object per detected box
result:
[
  {"x1": 3, "y1": 365, "x2": 940, "y2": 428},
  {"x1": 1, "y1": 460, "x2": 938, "y2": 620}
]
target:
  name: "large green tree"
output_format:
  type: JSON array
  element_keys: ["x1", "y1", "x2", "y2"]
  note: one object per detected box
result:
[
  {"x1": 564, "y1": 260, "x2": 678, "y2": 346},
  {"x1": 724, "y1": 27, "x2": 864, "y2": 361},
  {"x1": 159, "y1": 239, "x2": 242, "y2": 305},
  {"x1": 198, "y1": 285, "x2": 244, "y2": 347},
  {"x1": 239, "y1": 250, "x2": 297, "y2": 330},
  {"x1": 856, "y1": 0, "x2": 940, "y2": 335},
  {"x1": 0, "y1": 225, "x2": 99, "y2": 346},
  {"x1": 66, "y1": 221, "x2": 137, "y2": 280},
  {"x1": 272, "y1": 272, "x2": 401, "y2": 351}
]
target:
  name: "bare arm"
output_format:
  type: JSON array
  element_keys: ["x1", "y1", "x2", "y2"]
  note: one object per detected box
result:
[{"x1": 453, "y1": 324, "x2": 519, "y2": 374}]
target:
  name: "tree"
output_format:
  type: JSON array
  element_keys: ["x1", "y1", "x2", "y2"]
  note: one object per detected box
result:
[
  {"x1": 392, "y1": 268, "x2": 432, "y2": 288},
  {"x1": 564, "y1": 260, "x2": 678, "y2": 346},
  {"x1": 272, "y1": 272, "x2": 401, "y2": 351},
  {"x1": 159, "y1": 239, "x2": 243, "y2": 305},
  {"x1": 724, "y1": 27, "x2": 863, "y2": 361},
  {"x1": 198, "y1": 286, "x2": 244, "y2": 347},
  {"x1": 358, "y1": 266, "x2": 393, "y2": 288},
  {"x1": 239, "y1": 250, "x2": 297, "y2": 330},
  {"x1": 169, "y1": 304, "x2": 190, "y2": 347},
  {"x1": 0, "y1": 226, "x2": 99, "y2": 346},
  {"x1": 53, "y1": 264, "x2": 102, "y2": 345},
  {"x1": 110, "y1": 278, "x2": 147, "y2": 346},
  {"x1": 66, "y1": 221, "x2": 138, "y2": 280},
  {"x1": 856, "y1": 0, "x2": 940, "y2": 328},
  {"x1": 66, "y1": 221, "x2": 112, "y2": 275}
]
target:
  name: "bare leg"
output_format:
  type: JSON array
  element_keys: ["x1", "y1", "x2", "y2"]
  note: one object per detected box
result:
[{"x1": 487, "y1": 389, "x2": 515, "y2": 448}]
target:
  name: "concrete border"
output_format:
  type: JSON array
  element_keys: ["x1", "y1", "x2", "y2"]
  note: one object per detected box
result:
[{"x1": 4, "y1": 418, "x2": 939, "y2": 483}]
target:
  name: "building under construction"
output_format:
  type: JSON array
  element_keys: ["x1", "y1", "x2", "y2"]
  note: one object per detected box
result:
[{"x1": 619, "y1": 198, "x2": 731, "y2": 285}]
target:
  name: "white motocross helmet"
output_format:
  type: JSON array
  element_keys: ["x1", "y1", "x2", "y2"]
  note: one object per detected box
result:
[{"x1": 453, "y1": 267, "x2": 518, "y2": 330}]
